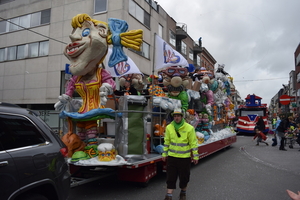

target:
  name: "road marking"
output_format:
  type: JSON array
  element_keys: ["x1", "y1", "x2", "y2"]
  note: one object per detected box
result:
[{"x1": 239, "y1": 145, "x2": 300, "y2": 176}]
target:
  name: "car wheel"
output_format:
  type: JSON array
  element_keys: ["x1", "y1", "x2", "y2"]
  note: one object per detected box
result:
[{"x1": 22, "y1": 193, "x2": 49, "y2": 200}]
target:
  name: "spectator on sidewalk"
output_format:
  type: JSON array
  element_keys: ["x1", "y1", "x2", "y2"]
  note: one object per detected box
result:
[
  {"x1": 274, "y1": 116, "x2": 282, "y2": 147},
  {"x1": 294, "y1": 113, "x2": 300, "y2": 127},
  {"x1": 276, "y1": 116, "x2": 290, "y2": 151}
]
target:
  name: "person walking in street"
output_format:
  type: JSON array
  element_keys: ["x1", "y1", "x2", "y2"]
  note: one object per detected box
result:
[
  {"x1": 276, "y1": 116, "x2": 290, "y2": 151},
  {"x1": 162, "y1": 109, "x2": 199, "y2": 200},
  {"x1": 253, "y1": 127, "x2": 268, "y2": 146},
  {"x1": 256, "y1": 116, "x2": 266, "y2": 133},
  {"x1": 274, "y1": 116, "x2": 282, "y2": 147}
]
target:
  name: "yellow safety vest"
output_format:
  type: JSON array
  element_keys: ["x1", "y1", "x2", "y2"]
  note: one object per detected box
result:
[{"x1": 162, "y1": 122, "x2": 199, "y2": 160}]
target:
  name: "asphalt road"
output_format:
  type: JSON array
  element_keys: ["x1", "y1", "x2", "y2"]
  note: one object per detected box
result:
[{"x1": 68, "y1": 135, "x2": 300, "y2": 200}]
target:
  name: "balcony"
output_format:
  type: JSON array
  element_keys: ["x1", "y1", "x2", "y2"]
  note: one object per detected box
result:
[
  {"x1": 176, "y1": 23, "x2": 187, "y2": 40},
  {"x1": 193, "y1": 41, "x2": 202, "y2": 54}
]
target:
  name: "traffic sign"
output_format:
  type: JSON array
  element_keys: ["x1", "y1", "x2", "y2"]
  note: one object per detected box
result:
[{"x1": 279, "y1": 94, "x2": 291, "y2": 105}]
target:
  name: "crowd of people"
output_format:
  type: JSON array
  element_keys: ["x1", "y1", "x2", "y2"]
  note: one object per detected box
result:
[{"x1": 263, "y1": 114, "x2": 300, "y2": 151}]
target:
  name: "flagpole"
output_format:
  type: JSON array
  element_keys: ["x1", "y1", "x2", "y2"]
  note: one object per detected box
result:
[
  {"x1": 149, "y1": 33, "x2": 157, "y2": 152},
  {"x1": 152, "y1": 33, "x2": 156, "y2": 77}
]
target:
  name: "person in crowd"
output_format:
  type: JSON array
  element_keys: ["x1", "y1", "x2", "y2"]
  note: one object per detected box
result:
[
  {"x1": 289, "y1": 116, "x2": 298, "y2": 128},
  {"x1": 162, "y1": 109, "x2": 199, "y2": 200},
  {"x1": 272, "y1": 117, "x2": 277, "y2": 129},
  {"x1": 256, "y1": 116, "x2": 266, "y2": 133},
  {"x1": 294, "y1": 113, "x2": 300, "y2": 127},
  {"x1": 253, "y1": 127, "x2": 268, "y2": 146},
  {"x1": 190, "y1": 69, "x2": 200, "y2": 81},
  {"x1": 147, "y1": 75, "x2": 165, "y2": 97},
  {"x1": 274, "y1": 116, "x2": 282, "y2": 147},
  {"x1": 276, "y1": 115, "x2": 290, "y2": 151},
  {"x1": 114, "y1": 79, "x2": 138, "y2": 96}
]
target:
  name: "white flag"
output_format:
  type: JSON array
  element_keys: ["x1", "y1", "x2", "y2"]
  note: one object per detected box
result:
[
  {"x1": 155, "y1": 34, "x2": 189, "y2": 70},
  {"x1": 104, "y1": 48, "x2": 142, "y2": 77}
]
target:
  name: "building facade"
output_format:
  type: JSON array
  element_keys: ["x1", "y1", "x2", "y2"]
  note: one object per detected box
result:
[{"x1": 0, "y1": 0, "x2": 208, "y2": 129}]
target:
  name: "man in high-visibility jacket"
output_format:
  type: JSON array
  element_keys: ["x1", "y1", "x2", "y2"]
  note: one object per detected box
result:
[{"x1": 162, "y1": 109, "x2": 199, "y2": 200}]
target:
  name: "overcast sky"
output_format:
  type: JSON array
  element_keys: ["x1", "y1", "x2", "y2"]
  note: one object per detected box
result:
[{"x1": 156, "y1": 0, "x2": 300, "y2": 105}]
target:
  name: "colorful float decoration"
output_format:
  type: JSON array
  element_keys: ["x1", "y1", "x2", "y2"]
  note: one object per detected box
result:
[
  {"x1": 55, "y1": 13, "x2": 143, "y2": 161},
  {"x1": 56, "y1": 13, "x2": 236, "y2": 167},
  {"x1": 153, "y1": 63, "x2": 236, "y2": 141}
]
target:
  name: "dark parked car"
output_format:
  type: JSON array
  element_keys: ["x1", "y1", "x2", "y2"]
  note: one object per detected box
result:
[{"x1": 0, "y1": 102, "x2": 70, "y2": 200}]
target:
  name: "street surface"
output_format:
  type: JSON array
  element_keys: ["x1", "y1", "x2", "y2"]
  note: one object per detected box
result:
[{"x1": 68, "y1": 135, "x2": 300, "y2": 200}]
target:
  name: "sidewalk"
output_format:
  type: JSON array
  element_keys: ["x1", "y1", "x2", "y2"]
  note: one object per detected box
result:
[{"x1": 240, "y1": 136, "x2": 300, "y2": 176}]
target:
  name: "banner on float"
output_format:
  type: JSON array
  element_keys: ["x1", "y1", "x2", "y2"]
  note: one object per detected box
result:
[
  {"x1": 105, "y1": 48, "x2": 142, "y2": 77},
  {"x1": 155, "y1": 34, "x2": 189, "y2": 70}
]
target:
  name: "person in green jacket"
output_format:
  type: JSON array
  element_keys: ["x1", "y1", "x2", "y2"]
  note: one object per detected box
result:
[{"x1": 162, "y1": 109, "x2": 199, "y2": 200}]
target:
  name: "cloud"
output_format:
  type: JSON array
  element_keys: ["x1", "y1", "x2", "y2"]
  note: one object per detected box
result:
[{"x1": 156, "y1": 0, "x2": 300, "y2": 104}]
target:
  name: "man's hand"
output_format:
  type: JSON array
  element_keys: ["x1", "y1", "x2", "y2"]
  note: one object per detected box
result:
[
  {"x1": 162, "y1": 157, "x2": 167, "y2": 162},
  {"x1": 287, "y1": 190, "x2": 300, "y2": 200},
  {"x1": 192, "y1": 159, "x2": 198, "y2": 165}
]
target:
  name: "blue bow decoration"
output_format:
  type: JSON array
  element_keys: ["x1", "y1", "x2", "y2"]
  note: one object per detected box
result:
[{"x1": 108, "y1": 18, "x2": 128, "y2": 67}]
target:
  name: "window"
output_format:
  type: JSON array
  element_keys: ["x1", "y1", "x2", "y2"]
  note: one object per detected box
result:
[
  {"x1": 0, "y1": 41, "x2": 49, "y2": 62},
  {"x1": 31, "y1": 12, "x2": 41, "y2": 27},
  {"x1": 142, "y1": 42, "x2": 150, "y2": 59},
  {"x1": 297, "y1": 73, "x2": 300, "y2": 83},
  {"x1": 158, "y1": 24, "x2": 163, "y2": 37},
  {"x1": 129, "y1": 0, "x2": 150, "y2": 28},
  {"x1": 9, "y1": 17, "x2": 19, "y2": 31},
  {"x1": 169, "y1": 30, "x2": 176, "y2": 47},
  {"x1": 135, "y1": 4, "x2": 144, "y2": 22},
  {"x1": 0, "y1": 114, "x2": 46, "y2": 150},
  {"x1": 150, "y1": 0, "x2": 158, "y2": 11},
  {"x1": 17, "y1": 44, "x2": 27, "y2": 59},
  {"x1": 129, "y1": 41, "x2": 150, "y2": 59},
  {"x1": 0, "y1": 0, "x2": 15, "y2": 5},
  {"x1": 0, "y1": 20, "x2": 7, "y2": 33},
  {"x1": 19, "y1": 15, "x2": 30, "y2": 29},
  {"x1": 2, "y1": 9, "x2": 50, "y2": 33},
  {"x1": 29, "y1": 42, "x2": 39, "y2": 58},
  {"x1": 197, "y1": 55, "x2": 200, "y2": 66},
  {"x1": 94, "y1": 0, "x2": 107, "y2": 13},
  {"x1": 39, "y1": 41, "x2": 49, "y2": 56},
  {"x1": 181, "y1": 41, "x2": 186, "y2": 55},
  {"x1": 7, "y1": 46, "x2": 16, "y2": 60},
  {"x1": 145, "y1": 0, "x2": 158, "y2": 11},
  {"x1": 0, "y1": 48, "x2": 5, "y2": 62},
  {"x1": 144, "y1": 11, "x2": 150, "y2": 28},
  {"x1": 41, "y1": 9, "x2": 51, "y2": 24},
  {"x1": 189, "y1": 48, "x2": 193, "y2": 60}
]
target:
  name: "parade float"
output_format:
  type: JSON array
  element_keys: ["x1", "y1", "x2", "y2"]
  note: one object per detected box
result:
[
  {"x1": 236, "y1": 94, "x2": 269, "y2": 135},
  {"x1": 55, "y1": 14, "x2": 236, "y2": 187}
]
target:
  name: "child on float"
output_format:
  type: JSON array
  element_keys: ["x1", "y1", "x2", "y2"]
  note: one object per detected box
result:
[{"x1": 253, "y1": 127, "x2": 269, "y2": 146}]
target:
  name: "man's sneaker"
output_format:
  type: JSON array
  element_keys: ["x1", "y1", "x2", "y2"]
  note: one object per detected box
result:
[
  {"x1": 265, "y1": 143, "x2": 269, "y2": 146},
  {"x1": 179, "y1": 192, "x2": 186, "y2": 200},
  {"x1": 256, "y1": 144, "x2": 259, "y2": 146},
  {"x1": 164, "y1": 195, "x2": 172, "y2": 200}
]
